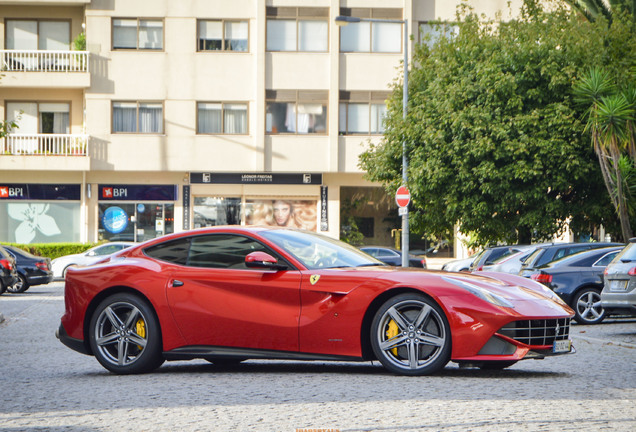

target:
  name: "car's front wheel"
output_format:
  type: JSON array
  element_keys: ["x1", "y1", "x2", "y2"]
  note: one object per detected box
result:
[
  {"x1": 370, "y1": 293, "x2": 451, "y2": 376},
  {"x1": 88, "y1": 293, "x2": 164, "y2": 374},
  {"x1": 573, "y1": 287, "x2": 605, "y2": 325},
  {"x1": 7, "y1": 274, "x2": 29, "y2": 293}
]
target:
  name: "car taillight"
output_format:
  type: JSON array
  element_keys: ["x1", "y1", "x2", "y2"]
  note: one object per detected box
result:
[
  {"x1": 531, "y1": 273, "x2": 552, "y2": 284},
  {"x1": 420, "y1": 258, "x2": 427, "y2": 267},
  {"x1": 0, "y1": 258, "x2": 13, "y2": 271},
  {"x1": 36, "y1": 261, "x2": 49, "y2": 271},
  {"x1": 475, "y1": 265, "x2": 483, "y2": 271},
  {"x1": 629, "y1": 266, "x2": 636, "y2": 276}
]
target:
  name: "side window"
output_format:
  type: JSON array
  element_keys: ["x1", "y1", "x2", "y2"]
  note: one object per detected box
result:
[
  {"x1": 595, "y1": 252, "x2": 618, "y2": 267},
  {"x1": 144, "y1": 238, "x2": 191, "y2": 265},
  {"x1": 187, "y1": 234, "x2": 279, "y2": 269}
]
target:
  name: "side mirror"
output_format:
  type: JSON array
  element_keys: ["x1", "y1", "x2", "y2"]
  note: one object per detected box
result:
[{"x1": 245, "y1": 251, "x2": 288, "y2": 271}]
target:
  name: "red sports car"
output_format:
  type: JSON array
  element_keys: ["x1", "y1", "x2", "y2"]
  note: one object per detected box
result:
[{"x1": 57, "y1": 227, "x2": 575, "y2": 375}]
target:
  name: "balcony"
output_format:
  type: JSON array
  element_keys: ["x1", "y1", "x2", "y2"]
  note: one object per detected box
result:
[
  {"x1": 0, "y1": 50, "x2": 90, "y2": 88},
  {"x1": 0, "y1": 134, "x2": 90, "y2": 171}
]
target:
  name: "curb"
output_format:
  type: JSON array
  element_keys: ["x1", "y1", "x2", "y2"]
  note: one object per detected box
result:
[
  {"x1": 572, "y1": 334, "x2": 636, "y2": 349},
  {"x1": 0, "y1": 312, "x2": 4, "y2": 324}
]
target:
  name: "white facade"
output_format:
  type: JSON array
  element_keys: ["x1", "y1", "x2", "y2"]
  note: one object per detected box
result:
[{"x1": 0, "y1": 0, "x2": 522, "y2": 255}]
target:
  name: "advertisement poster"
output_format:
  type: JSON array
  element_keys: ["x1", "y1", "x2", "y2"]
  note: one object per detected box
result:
[{"x1": 246, "y1": 200, "x2": 317, "y2": 231}]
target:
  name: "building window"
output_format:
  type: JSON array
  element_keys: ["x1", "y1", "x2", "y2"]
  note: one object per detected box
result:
[
  {"x1": 198, "y1": 20, "x2": 248, "y2": 52},
  {"x1": 113, "y1": 18, "x2": 163, "y2": 50},
  {"x1": 338, "y1": 8, "x2": 402, "y2": 53},
  {"x1": 6, "y1": 102, "x2": 70, "y2": 134},
  {"x1": 419, "y1": 22, "x2": 458, "y2": 48},
  {"x1": 6, "y1": 19, "x2": 70, "y2": 50},
  {"x1": 339, "y1": 91, "x2": 389, "y2": 134},
  {"x1": 197, "y1": 102, "x2": 248, "y2": 134},
  {"x1": 266, "y1": 90, "x2": 327, "y2": 134},
  {"x1": 266, "y1": 7, "x2": 328, "y2": 52},
  {"x1": 112, "y1": 101, "x2": 163, "y2": 133}
]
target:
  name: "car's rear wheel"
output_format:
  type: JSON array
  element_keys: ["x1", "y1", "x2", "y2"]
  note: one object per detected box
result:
[
  {"x1": 573, "y1": 287, "x2": 605, "y2": 325},
  {"x1": 370, "y1": 293, "x2": 451, "y2": 376},
  {"x1": 7, "y1": 274, "x2": 29, "y2": 293},
  {"x1": 89, "y1": 293, "x2": 164, "y2": 374}
]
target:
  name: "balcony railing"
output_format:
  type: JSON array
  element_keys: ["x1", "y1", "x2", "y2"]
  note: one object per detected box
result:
[
  {"x1": 2, "y1": 134, "x2": 89, "y2": 156},
  {"x1": 1, "y1": 50, "x2": 89, "y2": 73}
]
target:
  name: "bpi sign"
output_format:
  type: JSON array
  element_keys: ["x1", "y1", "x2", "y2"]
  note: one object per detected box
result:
[{"x1": 102, "y1": 187, "x2": 128, "y2": 198}]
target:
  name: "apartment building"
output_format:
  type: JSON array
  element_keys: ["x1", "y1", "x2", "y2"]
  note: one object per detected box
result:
[{"x1": 0, "y1": 0, "x2": 520, "y2": 256}]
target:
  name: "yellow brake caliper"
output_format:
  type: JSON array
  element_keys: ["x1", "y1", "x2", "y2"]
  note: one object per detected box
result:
[
  {"x1": 386, "y1": 320, "x2": 399, "y2": 356},
  {"x1": 135, "y1": 319, "x2": 146, "y2": 349}
]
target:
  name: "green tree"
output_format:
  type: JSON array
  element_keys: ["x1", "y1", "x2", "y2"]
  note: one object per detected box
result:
[
  {"x1": 563, "y1": 0, "x2": 634, "y2": 23},
  {"x1": 360, "y1": 0, "x2": 622, "y2": 247},
  {"x1": 574, "y1": 67, "x2": 635, "y2": 241}
]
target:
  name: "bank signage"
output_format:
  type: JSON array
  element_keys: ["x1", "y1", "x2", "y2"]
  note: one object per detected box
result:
[
  {"x1": 99, "y1": 184, "x2": 177, "y2": 201},
  {"x1": 0, "y1": 184, "x2": 80, "y2": 200},
  {"x1": 190, "y1": 172, "x2": 322, "y2": 185}
]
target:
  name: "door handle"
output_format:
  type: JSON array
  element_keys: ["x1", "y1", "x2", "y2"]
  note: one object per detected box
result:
[{"x1": 172, "y1": 279, "x2": 184, "y2": 287}]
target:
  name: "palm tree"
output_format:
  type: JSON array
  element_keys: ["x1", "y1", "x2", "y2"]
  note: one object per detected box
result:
[
  {"x1": 575, "y1": 68, "x2": 635, "y2": 241},
  {"x1": 564, "y1": 0, "x2": 635, "y2": 23}
]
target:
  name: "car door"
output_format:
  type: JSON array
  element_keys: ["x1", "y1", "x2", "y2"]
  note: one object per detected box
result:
[{"x1": 164, "y1": 233, "x2": 302, "y2": 352}]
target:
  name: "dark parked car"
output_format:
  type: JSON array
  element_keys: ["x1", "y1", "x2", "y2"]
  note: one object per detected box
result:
[
  {"x1": 529, "y1": 246, "x2": 622, "y2": 324},
  {"x1": 3, "y1": 245, "x2": 53, "y2": 293},
  {"x1": 518, "y1": 242, "x2": 623, "y2": 278},
  {"x1": 359, "y1": 246, "x2": 427, "y2": 268},
  {"x1": 601, "y1": 238, "x2": 636, "y2": 318},
  {"x1": 0, "y1": 245, "x2": 18, "y2": 295},
  {"x1": 470, "y1": 245, "x2": 532, "y2": 272}
]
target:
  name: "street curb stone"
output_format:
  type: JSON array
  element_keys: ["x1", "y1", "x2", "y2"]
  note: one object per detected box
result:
[{"x1": 0, "y1": 312, "x2": 4, "y2": 324}]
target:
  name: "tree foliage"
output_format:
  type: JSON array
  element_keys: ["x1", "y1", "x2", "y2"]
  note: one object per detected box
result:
[{"x1": 360, "y1": 0, "x2": 631, "y2": 247}]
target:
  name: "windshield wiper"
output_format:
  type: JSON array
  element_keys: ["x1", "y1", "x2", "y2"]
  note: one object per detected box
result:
[{"x1": 356, "y1": 263, "x2": 386, "y2": 267}]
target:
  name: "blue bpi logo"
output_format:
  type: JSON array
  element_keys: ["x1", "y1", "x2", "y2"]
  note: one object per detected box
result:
[{"x1": 103, "y1": 207, "x2": 128, "y2": 234}]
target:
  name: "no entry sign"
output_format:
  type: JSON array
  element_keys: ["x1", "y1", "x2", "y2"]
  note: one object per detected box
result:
[{"x1": 396, "y1": 186, "x2": 410, "y2": 208}]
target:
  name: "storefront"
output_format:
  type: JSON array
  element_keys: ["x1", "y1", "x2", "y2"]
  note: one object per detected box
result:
[
  {"x1": 98, "y1": 184, "x2": 176, "y2": 242},
  {"x1": 0, "y1": 183, "x2": 82, "y2": 243},
  {"x1": 187, "y1": 172, "x2": 326, "y2": 232}
]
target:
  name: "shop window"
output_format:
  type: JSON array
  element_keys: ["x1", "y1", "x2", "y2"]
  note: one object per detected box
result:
[
  {"x1": 198, "y1": 20, "x2": 248, "y2": 52},
  {"x1": 193, "y1": 197, "x2": 241, "y2": 227},
  {"x1": 354, "y1": 217, "x2": 374, "y2": 238},
  {"x1": 266, "y1": 7, "x2": 328, "y2": 52},
  {"x1": 338, "y1": 8, "x2": 402, "y2": 53},
  {"x1": 266, "y1": 90, "x2": 327, "y2": 134},
  {"x1": 0, "y1": 202, "x2": 80, "y2": 243},
  {"x1": 113, "y1": 18, "x2": 163, "y2": 50},
  {"x1": 99, "y1": 203, "x2": 173, "y2": 242},
  {"x1": 197, "y1": 103, "x2": 247, "y2": 134},
  {"x1": 246, "y1": 199, "x2": 317, "y2": 231}
]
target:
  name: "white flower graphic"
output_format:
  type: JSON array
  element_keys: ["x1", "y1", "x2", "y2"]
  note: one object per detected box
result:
[{"x1": 8, "y1": 203, "x2": 61, "y2": 243}]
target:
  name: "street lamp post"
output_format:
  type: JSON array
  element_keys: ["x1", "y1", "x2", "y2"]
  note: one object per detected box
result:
[{"x1": 335, "y1": 15, "x2": 410, "y2": 267}]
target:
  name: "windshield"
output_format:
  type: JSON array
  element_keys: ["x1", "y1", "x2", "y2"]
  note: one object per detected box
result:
[{"x1": 261, "y1": 229, "x2": 384, "y2": 269}]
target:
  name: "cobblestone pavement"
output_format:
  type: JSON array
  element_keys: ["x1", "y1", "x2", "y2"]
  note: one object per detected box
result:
[{"x1": 0, "y1": 282, "x2": 634, "y2": 432}]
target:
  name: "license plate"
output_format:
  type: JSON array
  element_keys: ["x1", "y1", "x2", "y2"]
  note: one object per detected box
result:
[
  {"x1": 610, "y1": 280, "x2": 628, "y2": 291},
  {"x1": 553, "y1": 339, "x2": 571, "y2": 353}
]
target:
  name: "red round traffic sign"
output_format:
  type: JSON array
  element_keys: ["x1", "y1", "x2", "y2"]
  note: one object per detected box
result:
[{"x1": 396, "y1": 186, "x2": 410, "y2": 207}]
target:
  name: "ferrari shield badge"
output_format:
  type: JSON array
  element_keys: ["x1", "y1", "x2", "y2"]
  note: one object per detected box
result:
[{"x1": 310, "y1": 275, "x2": 320, "y2": 285}]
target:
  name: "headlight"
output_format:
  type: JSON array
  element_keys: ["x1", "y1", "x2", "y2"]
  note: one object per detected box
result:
[{"x1": 443, "y1": 276, "x2": 514, "y2": 308}]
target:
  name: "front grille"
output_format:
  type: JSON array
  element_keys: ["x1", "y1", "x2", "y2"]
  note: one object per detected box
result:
[{"x1": 498, "y1": 318, "x2": 570, "y2": 346}]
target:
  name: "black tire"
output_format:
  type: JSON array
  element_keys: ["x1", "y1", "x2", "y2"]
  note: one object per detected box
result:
[
  {"x1": 479, "y1": 361, "x2": 517, "y2": 370},
  {"x1": 7, "y1": 274, "x2": 29, "y2": 293},
  {"x1": 370, "y1": 293, "x2": 451, "y2": 376},
  {"x1": 0, "y1": 280, "x2": 6, "y2": 295},
  {"x1": 573, "y1": 287, "x2": 605, "y2": 325},
  {"x1": 88, "y1": 293, "x2": 165, "y2": 374}
]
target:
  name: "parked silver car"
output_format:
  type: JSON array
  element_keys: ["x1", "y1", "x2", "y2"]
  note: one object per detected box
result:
[{"x1": 601, "y1": 238, "x2": 636, "y2": 317}]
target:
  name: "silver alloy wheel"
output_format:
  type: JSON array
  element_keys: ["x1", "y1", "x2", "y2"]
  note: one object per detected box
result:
[
  {"x1": 93, "y1": 301, "x2": 149, "y2": 367},
  {"x1": 7, "y1": 274, "x2": 28, "y2": 293},
  {"x1": 575, "y1": 289, "x2": 605, "y2": 324},
  {"x1": 374, "y1": 297, "x2": 449, "y2": 373}
]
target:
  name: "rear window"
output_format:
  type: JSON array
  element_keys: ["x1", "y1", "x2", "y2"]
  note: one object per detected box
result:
[{"x1": 615, "y1": 242, "x2": 636, "y2": 262}]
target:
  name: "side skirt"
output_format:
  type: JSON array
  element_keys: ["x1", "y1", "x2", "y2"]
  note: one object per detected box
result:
[{"x1": 163, "y1": 345, "x2": 362, "y2": 362}]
